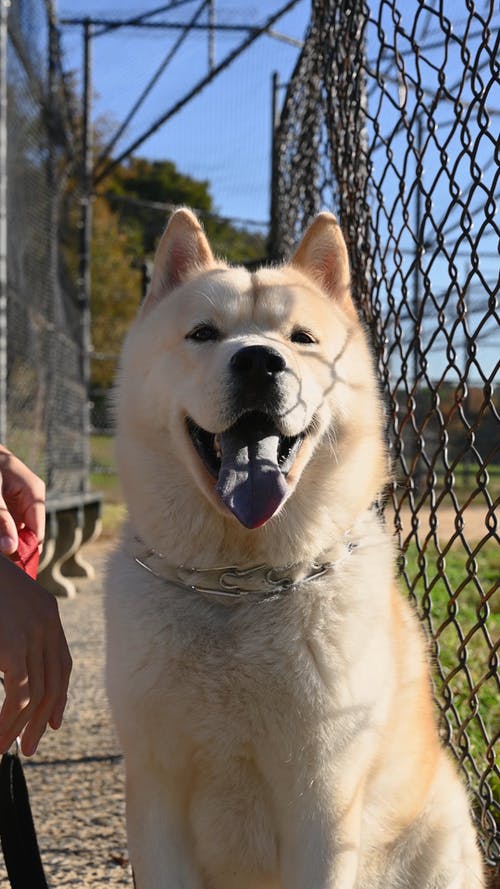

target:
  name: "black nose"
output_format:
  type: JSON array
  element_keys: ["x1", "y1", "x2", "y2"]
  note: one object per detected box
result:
[{"x1": 230, "y1": 345, "x2": 286, "y2": 381}]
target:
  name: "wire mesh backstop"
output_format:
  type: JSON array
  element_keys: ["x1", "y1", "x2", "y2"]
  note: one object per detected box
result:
[
  {"x1": 4, "y1": 0, "x2": 85, "y2": 493},
  {"x1": 2, "y1": 0, "x2": 498, "y2": 877},
  {"x1": 270, "y1": 0, "x2": 499, "y2": 870}
]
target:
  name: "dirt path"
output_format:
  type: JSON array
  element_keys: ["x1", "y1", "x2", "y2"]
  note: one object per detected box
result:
[{"x1": 388, "y1": 504, "x2": 492, "y2": 546}]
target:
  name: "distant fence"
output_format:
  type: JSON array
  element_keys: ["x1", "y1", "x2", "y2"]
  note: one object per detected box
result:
[
  {"x1": 271, "y1": 0, "x2": 499, "y2": 871},
  {"x1": 3, "y1": 0, "x2": 86, "y2": 493}
]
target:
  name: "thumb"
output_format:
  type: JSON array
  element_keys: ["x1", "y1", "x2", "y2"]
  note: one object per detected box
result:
[{"x1": 0, "y1": 494, "x2": 19, "y2": 554}]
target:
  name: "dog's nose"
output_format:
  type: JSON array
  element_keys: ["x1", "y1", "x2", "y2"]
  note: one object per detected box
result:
[{"x1": 230, "y1": 346, "x2": 286, "y2": 382}]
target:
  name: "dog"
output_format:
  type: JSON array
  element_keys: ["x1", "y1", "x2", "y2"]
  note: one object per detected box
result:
[{"x1": 105, "y1": 208, "x2": 484, "y2": 888}]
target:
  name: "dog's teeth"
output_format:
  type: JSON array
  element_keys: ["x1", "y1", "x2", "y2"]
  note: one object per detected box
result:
[{"x1": 214, "y1": 435, "x2": 221, "y2": 459}]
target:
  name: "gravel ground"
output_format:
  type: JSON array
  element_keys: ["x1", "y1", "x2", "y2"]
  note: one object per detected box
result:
[{"x1": 0, "y1": 542, "x2": 132, "y2": 888}]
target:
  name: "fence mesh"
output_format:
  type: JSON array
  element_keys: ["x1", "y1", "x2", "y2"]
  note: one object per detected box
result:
[
  {"x1": 3, "y1": 0, "x2": 499, "y2": 875},
  {"x1": 271, "y1": 0, "x2": 499, "y2": 867},
  {"x1": 6, "y1": 0, "x2": 85, "y2": 493}
]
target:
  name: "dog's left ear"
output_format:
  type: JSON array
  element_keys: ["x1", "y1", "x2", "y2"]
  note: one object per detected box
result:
[
  {"x1": 291, "y1": 213, "x2": 356, "y2": 317},
  {"x1": 141, "y1": 208, "x2": 215, "y2": 314}
]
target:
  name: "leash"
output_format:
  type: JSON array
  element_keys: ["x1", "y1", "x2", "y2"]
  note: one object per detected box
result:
[
  {"x1": 0, "y1": 528, "x2": 49, "y2": 887},
  {"x1": 0, "y1": 744, "x2": 49, "y2": 888}
]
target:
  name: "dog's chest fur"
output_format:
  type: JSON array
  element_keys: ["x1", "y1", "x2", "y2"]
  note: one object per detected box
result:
[
  {"x1": 108, "y1": 515, "x2": 394, "y2": 773},
  {"x1": 107, "y1": 517, "x2": 397, "y2": 882}
]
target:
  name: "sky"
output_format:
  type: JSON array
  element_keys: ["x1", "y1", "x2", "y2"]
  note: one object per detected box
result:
[
  {"x1": 57, "y1": 1, "x2": 311, "y2": 227},
  {"x1": 56, "y1": 1, "x2": 498, "y2": 385}
]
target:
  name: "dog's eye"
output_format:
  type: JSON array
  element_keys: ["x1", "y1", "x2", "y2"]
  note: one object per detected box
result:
[
  {"x1": 290, "y1": 328, "x2": 317, "y2": 345},
  {"x1": 186, "y1": 324, "x2": 220, "y2": 342}
]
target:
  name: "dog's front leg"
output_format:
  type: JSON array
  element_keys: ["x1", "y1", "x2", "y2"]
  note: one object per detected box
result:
[
  {"x1": 279, "y1": 772, "x2": 365, "y2": 889},
  {"x1": 126, "y1": 763, "x2": 203, "y2": 889}
]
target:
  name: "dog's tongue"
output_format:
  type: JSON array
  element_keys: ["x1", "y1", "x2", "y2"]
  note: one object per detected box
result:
[{"x1": 216, "y1": 415, "x2": 287, "y2": 528}]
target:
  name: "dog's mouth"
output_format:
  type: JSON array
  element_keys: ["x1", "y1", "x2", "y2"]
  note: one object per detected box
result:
[{"x1": 186, "y1": 411, "x2": 306, "y2": 529}]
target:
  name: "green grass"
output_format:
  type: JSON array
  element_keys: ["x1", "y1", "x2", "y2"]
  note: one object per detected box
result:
[
  {"x1": 90, "y1": 434, "x2": 126, "y2": 537},
  {"x1": 90, "y1": 433, "x2": 116, "y2": 471},
  {"x1": 432, "y1": 463, "x2": 500, "y2": 501},
  {"x1": 400, "y1": 541, "x2": 499, "y2": 806},
  {"x1": 395, "y1": 460, "x2": 499, "y2": 506},
  {"x1": 99, "y1": 502, "x2": 128, "y2": 540}
]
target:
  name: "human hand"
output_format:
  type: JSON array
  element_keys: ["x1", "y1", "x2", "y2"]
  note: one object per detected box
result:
[
  {"x1": 0, "y1": 555, "x2": 72, "y2": 755},
  {"x1": 0, "y1": 445, "x2": 45, "y2": 555},
  {"x1": 0, "y1": 445, "x2": 72, "y2": 755}
]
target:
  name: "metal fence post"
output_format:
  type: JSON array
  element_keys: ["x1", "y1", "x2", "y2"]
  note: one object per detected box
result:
[
  {"x1": 208, "y1": 0, "x2": 215, "y2": 71},
  {"x1": 79, "y1": 18, "x2": 93, "y2": 492},
  {"x1": 45, "y1": 0, "x2": 59, "y2": 490},
  {"x1": 267, "y1": 70, "x2": 280, "y2": 261}
]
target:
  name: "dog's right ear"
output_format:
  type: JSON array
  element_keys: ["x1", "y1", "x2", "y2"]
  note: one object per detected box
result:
[{"x1": 141, "y1": 208, "x2": 215, "y2": 315}]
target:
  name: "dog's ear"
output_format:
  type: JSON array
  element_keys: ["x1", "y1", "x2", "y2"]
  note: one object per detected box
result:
[
  {"x1": 141, "y1": 208, "x2": 215, "y2": 314},
  {"x1": 291, "y1": 213, "x2": 356, "y2": 317}
]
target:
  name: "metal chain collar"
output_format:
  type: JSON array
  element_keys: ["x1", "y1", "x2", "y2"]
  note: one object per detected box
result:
[{"x1": 130, "y1": 535, "x2": 356, "y2": 604}]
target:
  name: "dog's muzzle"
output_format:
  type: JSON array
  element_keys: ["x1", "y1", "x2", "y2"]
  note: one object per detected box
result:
[
  {"x1": 186, "y1": 409, "x2": 306, "y2": 530},
  {"x1": 186, "y1": 346, "x2": 311, "y2": 529}
]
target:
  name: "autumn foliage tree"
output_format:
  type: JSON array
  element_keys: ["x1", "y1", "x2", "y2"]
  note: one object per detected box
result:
[
  {"x1": 90, "y1": 156, "x2": 266, "y2": 390},
  {"x1": 90, "y1": 197, "x2": 142, "y2": 389}
]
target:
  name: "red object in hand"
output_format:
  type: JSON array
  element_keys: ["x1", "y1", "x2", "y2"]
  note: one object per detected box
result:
[{"x1": 9, "y1": 527, "x2": 40, "y2": 580}]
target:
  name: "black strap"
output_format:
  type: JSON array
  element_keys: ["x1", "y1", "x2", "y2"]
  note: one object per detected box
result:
[{"x1": 0, "y1": 752, "x2": 49, "y2": 888}]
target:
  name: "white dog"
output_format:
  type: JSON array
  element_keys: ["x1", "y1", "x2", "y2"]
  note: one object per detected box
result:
[{"x1": 106, "y1": 209, "x2": 484, "y2": 888}]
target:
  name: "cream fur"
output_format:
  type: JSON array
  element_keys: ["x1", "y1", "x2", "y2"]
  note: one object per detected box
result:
[{"x1": 106, "y1": 210, "x2": 484, "y2": 888}]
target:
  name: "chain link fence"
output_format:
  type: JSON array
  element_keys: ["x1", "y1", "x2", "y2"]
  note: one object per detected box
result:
[
  {"x1": 3, "y1": 0, "x2": 498, "y2": 875},
  {"x1": 271, "y1": 0, "x2": 499, "y2": 871},
  {"x1": 4, "y1": 0, "x2": 85, "y2": 493}
]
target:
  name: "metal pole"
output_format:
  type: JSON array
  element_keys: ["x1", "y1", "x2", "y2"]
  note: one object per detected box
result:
[
  {"x1": 96, "y1": 0, "x2": 208, "y2": 171},
  {"x1": 46, "y1": 0, "x2": 58, "y2": 490},
  {"x1": 94, "y1": 0, "x2": 302, "y2": 186},
  {"x1": 208, "y1": 0, "x2": 215, "y2": 71},
  {"x1": 0, "y1": 0, "x2": 8, "y2": 444},
  {"x1": 268, "y1": 70, "x2": 280, "y2": 261},
  {"x1": 79, "y1": 19, "x2": 93, "y2": 492}
]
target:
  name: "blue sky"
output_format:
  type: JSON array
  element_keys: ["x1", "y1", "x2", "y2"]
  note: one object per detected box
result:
[
  {"x1": 58, "y1": 1, "x2": 310, "y2": 226},
  {"x1": 57, "y1": 1, "x2": 498, "y2": 385}
]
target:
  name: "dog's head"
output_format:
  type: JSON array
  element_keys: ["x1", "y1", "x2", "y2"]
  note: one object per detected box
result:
[{"x1": 118, "y1": 209, "x2": 385, "y2": 542}]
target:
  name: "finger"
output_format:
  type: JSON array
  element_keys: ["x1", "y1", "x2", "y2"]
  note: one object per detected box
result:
[
  {"x1": 22, "y1": 488, "x2": 46, "y2": 546},
  {"x1": 0, "y1": 647, "x2": 45, "y2": 755},
  {"x1": 48, "y1": 642, "x2": 72, "y2": 730},
  {"x1": 0, "y1": 496, "x2": 19, "y2": 554},
  {"x1": 0, "y1": 655, "x2": 30, "y2": 752},
  {"x1": 22, "y1": 639, "x2": 66, "y2": 755},
  {"x1": 21, "y1": 713, "x2": 48, "y2": 757},
  {"x1": 0, "y1": 453, "x2": 46, "y2": 545}
]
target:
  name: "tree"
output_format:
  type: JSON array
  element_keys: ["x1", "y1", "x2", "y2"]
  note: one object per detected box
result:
[
  {"x1": 105, "y1": 156, "x2": 266, "y2": 264},
  {"x1": 90, "y1": 198, "x2": 142, "y2": 389},
  {"x1": 106, "y1": 156, "x2": 212, "y2": 255},
  {"x1": 89, "y1": 155, "x2": 266, "y2": 391}
]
